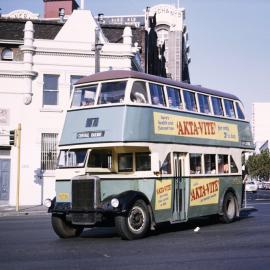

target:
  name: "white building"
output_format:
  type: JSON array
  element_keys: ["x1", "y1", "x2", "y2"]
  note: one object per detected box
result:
[
  {"x1": 0, "y1": 8, "x2": 140, "y2": 206},
  {"x1": 252, "y1": 102, "x2": 270, "y2": 152}
]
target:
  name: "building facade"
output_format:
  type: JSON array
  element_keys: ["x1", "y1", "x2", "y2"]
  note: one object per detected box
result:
[
  {"x1": 0, "y1": 6, "x2": 140, "y2": 205},
  {"x1": 252, "y1": 102, "x2": 270, "y2": 152},
  {"x1": 101, "y1": 4, "x2": 190, "y2": 82}
]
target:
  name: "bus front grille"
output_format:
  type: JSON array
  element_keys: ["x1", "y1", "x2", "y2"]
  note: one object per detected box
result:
[{"x1": 72, "y1": 179, "x2": 95, "y2": 211}]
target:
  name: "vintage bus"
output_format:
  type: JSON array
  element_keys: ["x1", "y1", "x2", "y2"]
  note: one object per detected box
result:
[{"x1": 46, "y1": 70, "x2": 254, "y2": 240}]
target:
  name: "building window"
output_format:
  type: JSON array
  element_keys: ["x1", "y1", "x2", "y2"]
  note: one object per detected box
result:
[
  {"x1": 43, "y1": 75, "x2": 59, "y2": 106},
  {"x1": 70, "y1": 75, "x2": 83, "y2": 96},
  {"x1": 1, "y1": 48, "x2": 13, "y2": 61},
  {"x1": 41, "y1": 133, "x2": 58, "y2": 171}
]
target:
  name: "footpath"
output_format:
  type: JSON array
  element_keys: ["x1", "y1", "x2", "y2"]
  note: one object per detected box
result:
[{"x1": 0, "y1": 204, "x2": 49, "y2": 217}]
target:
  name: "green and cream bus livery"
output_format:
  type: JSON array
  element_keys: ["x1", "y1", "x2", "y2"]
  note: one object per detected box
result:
[{"x1": 46, "y1": 70, "x2": 254, "y2": 240}]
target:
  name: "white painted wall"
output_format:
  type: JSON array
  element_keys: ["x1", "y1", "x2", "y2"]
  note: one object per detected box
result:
[{"x1": 0, "y1": 9, "x2": 137, "y2": 206}]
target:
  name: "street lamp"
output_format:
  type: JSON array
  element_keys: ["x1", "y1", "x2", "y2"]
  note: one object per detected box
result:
[{"x1": 95, "y1": 27, "x2": 104, "y2": 73}]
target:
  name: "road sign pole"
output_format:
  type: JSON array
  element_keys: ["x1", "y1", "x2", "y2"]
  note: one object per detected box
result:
[{"x1": 16, "y1": 123, "x2": 22, "y2": 212}]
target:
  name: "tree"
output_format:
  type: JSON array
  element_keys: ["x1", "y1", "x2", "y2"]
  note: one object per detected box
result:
[{"x1": 246, "y1": 150, "x2": 270, "y2": 181}]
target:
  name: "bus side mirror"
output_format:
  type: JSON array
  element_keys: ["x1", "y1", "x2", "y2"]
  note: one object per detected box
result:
[{"x1": 151, "y1": 153, "x2": 160, "y2": 176}]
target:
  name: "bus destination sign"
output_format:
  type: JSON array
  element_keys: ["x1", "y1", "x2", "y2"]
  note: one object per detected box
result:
[{"x1": 77, "y1": 131, "x2": 105, "y2": 139}]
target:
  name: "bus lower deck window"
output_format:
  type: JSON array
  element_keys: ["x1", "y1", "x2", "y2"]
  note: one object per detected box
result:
[
  {"x1": 204, "y1": 154, "x2": 216, "y2": 174},
  {"x1": 135, "y1": 152, "x2": 151, "y2": 171},
  {"x1": 190, "y1": 154, "x2": 202, "y2": 174},
  {"x1": 118, "y1": 153, "x2": 133, "y2": 172},
  {"x1": 88, "y1": 149, "x2": 112, "y2": 169},
  {"x1": 218, "y1": 155, "x2": 229, "y2": 173}
]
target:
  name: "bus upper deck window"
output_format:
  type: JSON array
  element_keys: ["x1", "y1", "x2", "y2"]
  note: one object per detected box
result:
[
  {"x1": 98, "y1": 81, "x2": 127, "y2": 104},
  {"x1": 198, "y1": 93, "x2": 211, "y2": 114},
  {"x1": 183, "y1": 90, "x2": 197, "y2": 112},
  {"x1": 167, "y1": 86, "x2": 183, "y2": 110},
  {"x1": 149, "y1": 83, "x2": 166, "y2": 106},
  {"x1": 224, "y1": 99, "x2": 236, "y2": 118},
  {"x1": 211, "y1": 96, "x2": 224, "y2": 116},
  {"x1": 236, "y1": 102, "x2": 245, "y2": 119},
  {"x1": 71, "y1": 85, "x2": 97, "y2": 107},
  {"x1": 130, "y1": 81, "x2": 148, "y2": 104}
]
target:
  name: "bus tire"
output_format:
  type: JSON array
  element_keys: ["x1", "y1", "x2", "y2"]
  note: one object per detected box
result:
[
  {"x1": 52, "y1": 214, "x2": 83, "y2": 238},
  {"x1": 220, "y1": 192, "x2": 237, "y2": 223},
  {"x1": 115, "y1": 199, "x2": 150, "y2": 240}
]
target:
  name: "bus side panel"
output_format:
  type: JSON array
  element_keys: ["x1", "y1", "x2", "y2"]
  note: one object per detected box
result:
[
  {"x1": 187, "y1": 176, "x2": 242, "y2": 219},
  {"x1": 100, "y1": 178, "x2": 174, "y2": 223}
]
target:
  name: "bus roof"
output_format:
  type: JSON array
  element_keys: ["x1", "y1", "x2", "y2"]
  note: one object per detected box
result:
[{"x1": 75, "y1": 70, "x2": 240, "y2": 101}]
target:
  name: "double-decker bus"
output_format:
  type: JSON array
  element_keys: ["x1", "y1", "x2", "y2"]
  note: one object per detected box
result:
[{"x1": 46, "y1": 70, "x2": 254, "y2": 240}]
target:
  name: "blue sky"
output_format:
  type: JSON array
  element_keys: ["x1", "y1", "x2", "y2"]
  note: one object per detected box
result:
[{"x1": 1, "y1": 0, "x2": 270, "y2": 120}]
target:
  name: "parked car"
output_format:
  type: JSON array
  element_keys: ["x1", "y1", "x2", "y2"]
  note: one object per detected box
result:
[
  {"x1": 262, "y1": 181, "x2": 270, "y2": 190},
  {"x1": 245, "y1": 181, "x2": 258, "y2": 193}
]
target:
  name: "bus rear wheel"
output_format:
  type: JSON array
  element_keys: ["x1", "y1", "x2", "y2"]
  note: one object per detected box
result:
[
  {"x1": 52, "y1": 214, "x2": 83, "y2": 238},
  {"x1": 115, "y1": 199, "x2": 150, "y2": 240},
  {"x1": 220, "y1": 192, "x2": 237, "y2": 223}
]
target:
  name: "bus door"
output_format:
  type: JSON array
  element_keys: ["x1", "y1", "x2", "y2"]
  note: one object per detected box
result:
[{"x1": 172, "y1": 152, "x2": 187, "y2": 222}]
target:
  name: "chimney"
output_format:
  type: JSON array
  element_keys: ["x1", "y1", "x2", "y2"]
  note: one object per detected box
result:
[{"x1": 43, "y1": 0, "x2": 79, "y2": 19}]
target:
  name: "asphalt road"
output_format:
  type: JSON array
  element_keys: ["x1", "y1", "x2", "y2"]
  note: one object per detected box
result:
[{"x1": 0, "y1": 191, "x2": 270, "y2": 270}]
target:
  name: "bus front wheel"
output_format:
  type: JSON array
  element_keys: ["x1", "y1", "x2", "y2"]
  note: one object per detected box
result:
[
  {"x1": 115, "y1": 199, "x2": 150, "y2": 240},
  {"x1": 52, "y1": 214, "x2": 83, "y2": 238},
  {"x1": 220, "y1": 192, "x2": 237, "y2": 223}
]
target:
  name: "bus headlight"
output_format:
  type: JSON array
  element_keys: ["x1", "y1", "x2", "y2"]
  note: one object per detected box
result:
[
  {"x1": 44, "y1": 198, "x2": 52, "y2": 208},
  {"x1": 111, "y1": 198, "x2": 119, "y2": 208}
]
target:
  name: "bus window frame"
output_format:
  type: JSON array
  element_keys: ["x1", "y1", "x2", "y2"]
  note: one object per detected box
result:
[
  {"x1": 211, "y1": 96, "x2": 224, "y2": 116},
  {"x1": 183, "y1": 89, "x2": 198, "y2": 112},
  {"x1": 197, "y1": 93, "x2": 211, "y2": 115},
  {"x1": 149, "y1": 82, "x2": 167, "y2": 107},
  {"x1": 130, "y1": 80, "x2": 149, "y2": 104},
  {"x1": 166, "y1": 86, "x2": 183, "y2": 110},
  {"x1": 235, "y1": 101, "x2": 245, "y2": 120},
  {"x1": 223, "y1": 98, "x2": 236, "y2": 118}
]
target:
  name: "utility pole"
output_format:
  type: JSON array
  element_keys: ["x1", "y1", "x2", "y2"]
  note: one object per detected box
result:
[
  {"x1": 94, "y1": 23, "x2": 104, "y2": 73},
  {"x1": 16, "y1": 123, "x2": 21, "y2": 212}
]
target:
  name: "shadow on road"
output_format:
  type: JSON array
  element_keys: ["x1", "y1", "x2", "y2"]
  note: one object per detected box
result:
[{"x1": 77, "y1": 213, "x2": 256, "y2": 240}]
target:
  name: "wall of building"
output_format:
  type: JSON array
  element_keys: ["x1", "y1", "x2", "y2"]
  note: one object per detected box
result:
[
  {"x1": 252, "y1": 102, "x2": 270, "y2": 151},
  {"x1": 0, "y1": 9, "x2": 138, "y2": 206}
]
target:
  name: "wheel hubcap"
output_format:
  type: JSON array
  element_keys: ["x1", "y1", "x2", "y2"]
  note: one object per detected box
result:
[{"x1": 128, "y1": 206, "x2": 145, "y2": 232}]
